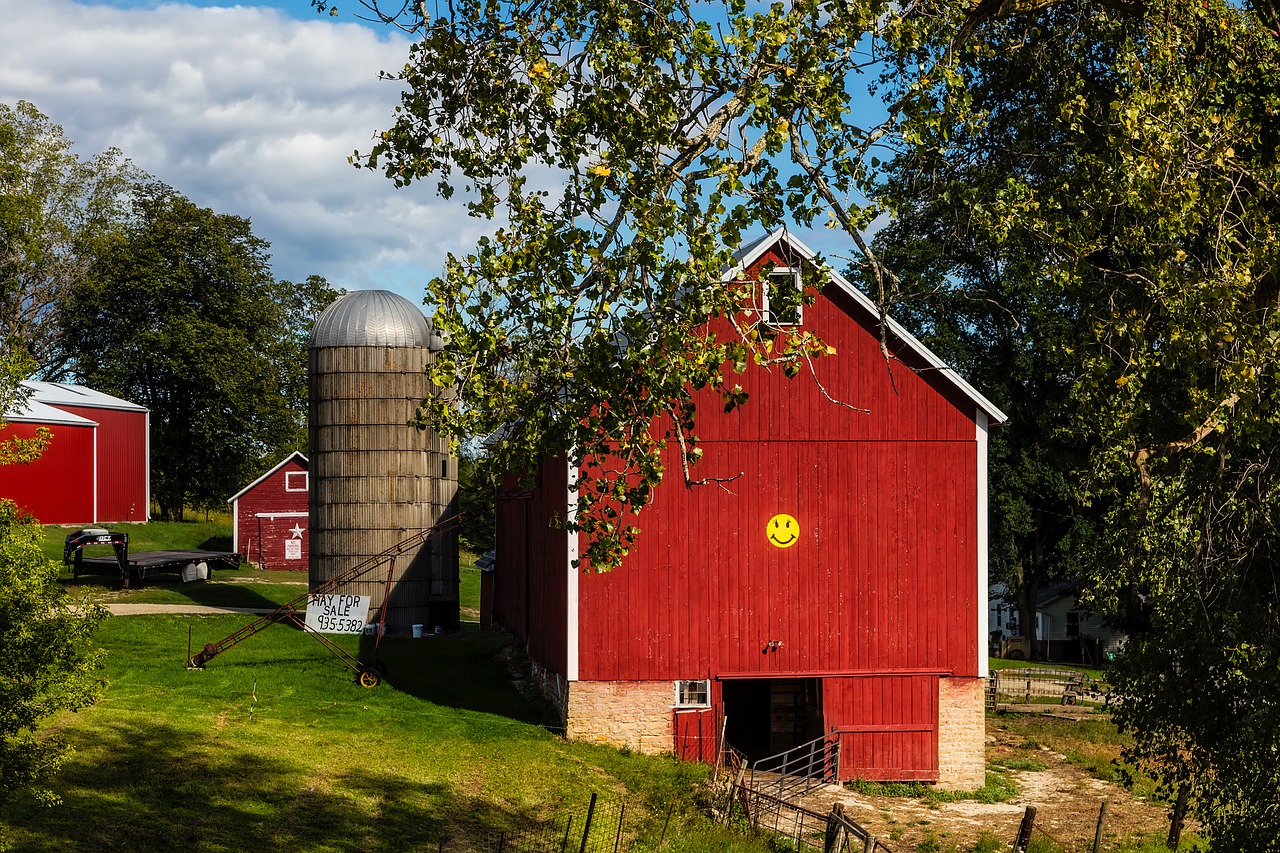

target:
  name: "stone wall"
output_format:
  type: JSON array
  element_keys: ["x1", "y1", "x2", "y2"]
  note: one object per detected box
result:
[
  {"x1": 565, "y1": 680, "x2": 673, "y2": 753},
  {"x1": 936, "y1": 676, "x2": 986, "y2": 789}
]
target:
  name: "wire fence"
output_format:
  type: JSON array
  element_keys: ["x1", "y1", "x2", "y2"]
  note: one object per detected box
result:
[
  {"x1": 463, "y1": 794, "x2": 653, "y2": 853},
  {"x1": 735, "y1": 788, "x2": 892, "y2": 853},
  {"x1": 988, "y1": 668, "x2": 1110, "y2": 709}
]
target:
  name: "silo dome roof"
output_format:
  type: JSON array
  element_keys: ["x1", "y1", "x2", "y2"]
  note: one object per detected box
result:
[{"x1": 310, "y1": 290, "x2": 437, "y2": 348}]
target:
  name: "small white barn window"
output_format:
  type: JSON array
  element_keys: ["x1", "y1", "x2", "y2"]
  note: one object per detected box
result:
[
  {"x1": 762, "y1": 268, "x2": 803, "y2": 327},
  {"x1": 675, "y1": 679, "x2": 711, "y2": 707},
  {"x1": 285, "y1": 471, "x2": 308, "y2": 492}
]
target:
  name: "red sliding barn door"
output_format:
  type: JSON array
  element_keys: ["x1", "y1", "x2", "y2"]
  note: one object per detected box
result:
[{"x1": 824, "y1": 675, "x2": 939, "y2": 782}]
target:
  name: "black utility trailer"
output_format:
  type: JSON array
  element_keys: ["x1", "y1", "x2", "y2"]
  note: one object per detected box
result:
[{"x1": 64, "y1": 528, "x2": 240, "y2": 586}]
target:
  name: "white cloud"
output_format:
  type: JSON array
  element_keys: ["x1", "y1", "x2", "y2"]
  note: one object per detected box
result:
[{"x1": 0, "y1": 0, "x2": 477, "y2": 304}]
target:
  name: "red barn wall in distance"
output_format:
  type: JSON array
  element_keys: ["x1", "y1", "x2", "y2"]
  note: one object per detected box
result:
[
  {"x1": 0, "y1": 406, "x2": 97, "y2": 523},
  {"x1": 0, "y1": 383, "x2": 149, "y2": 525},
  {"x1": 229, "y1": 452, "x2": 309, "y2": 570},
  {"x1": 488, "y1": 230, "x2": 1007, "y2": 788}
]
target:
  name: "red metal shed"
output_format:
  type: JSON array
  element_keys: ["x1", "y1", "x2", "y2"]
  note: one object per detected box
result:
[
  {"x1": 0, "y1": 382, "x2": 149, "y2": 525},
  {"x1": 486, "y1": 230, "x2": 1007, "y2": 788},
  {"x1": 228, "y1": 452, "x2": 309, "y2": 570}
]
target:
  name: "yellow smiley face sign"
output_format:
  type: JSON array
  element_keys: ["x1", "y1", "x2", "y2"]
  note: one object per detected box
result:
[{"x1": 767, "y1": 514, "x2": 800, "y2": 549}]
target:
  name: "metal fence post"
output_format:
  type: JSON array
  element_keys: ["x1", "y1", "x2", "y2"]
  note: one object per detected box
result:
[
  {"x1": 560, "y1": 815, "x2": 575, "y2": 852},
  {"x1": 579, "y1": 792, "x2": 598, "y2": 853},
  {"x1": 613, "y1": 803, "x2": 626, "y2": 853}
]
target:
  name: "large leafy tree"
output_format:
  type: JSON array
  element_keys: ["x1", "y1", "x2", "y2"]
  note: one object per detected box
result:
[
  {"x1": 854, "y1": 227, "x2": 1094, "y2": 662},
  {"x1": 0, "y1": 349, "x2": 105, "y2": 814},
  {"x1": 0, "y1": 101, "x2": 139, "y2": 378},
  {"x1": 336, "y1": 0, "x2": 1013, "y2": 569},
  {"x1": 64, "y1": 183, "x2": 336, "y2": 520},
  {"x1": 345, "y1": 0, "x2": 1280, "y2": 838},
  {"x1": 871, "y1": 0, "x2": 1280, "y2": 843}
]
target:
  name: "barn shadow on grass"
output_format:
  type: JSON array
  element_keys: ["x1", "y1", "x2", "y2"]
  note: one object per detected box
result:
[
  {"x1": 358, "y1": 630, "x2": 560, "y2": 729},
  {"x1": 0, "y1": 721, "x2": 548, "y2": 853}
]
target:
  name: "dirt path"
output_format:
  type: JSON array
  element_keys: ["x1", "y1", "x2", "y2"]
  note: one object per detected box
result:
[{"x1": 799, "y1": 722, "x2": 1174, "y2": 852}]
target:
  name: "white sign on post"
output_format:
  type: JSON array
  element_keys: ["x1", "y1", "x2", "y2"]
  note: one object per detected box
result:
[{"x1": 304, "y1": 594, "x2": 371, "y2": 634}]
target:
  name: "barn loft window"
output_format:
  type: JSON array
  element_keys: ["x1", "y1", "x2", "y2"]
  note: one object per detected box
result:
[
  {"x1": 285, "y1": 471, "x2": 308, "y2": 492},
  {"x1": 762, "y1": 268, "x2": 803, "y2": 327},
  {"x1": 675, "y1": 679, "x2": 711, "y2": 707}
]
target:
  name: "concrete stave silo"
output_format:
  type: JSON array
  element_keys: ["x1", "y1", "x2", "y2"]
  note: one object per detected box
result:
[{"x1": 308, "y1": 290, "x2": 458, "y2": 634}]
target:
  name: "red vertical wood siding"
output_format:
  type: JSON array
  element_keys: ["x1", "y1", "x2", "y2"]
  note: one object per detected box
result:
[
  {"x1": 824, "y1": 675, "x2": 939, "y2": 781},
  {"x1": 673, "y1": 707, "x2": 719, "y2": 763},
  {"x1": 53, "y1": 405, "x2": 148, "y2": 522},
  {"x1": 233, "y1": 456, "x2": 309, "y2": 569},
  {"x1": 492, "y1": 455, "x2": 570, "y2": 678},
  {"x1": 0, "y1": 421, "x2": 97, "y2": 524},
  {"x1": 488, "y1": 237, "x2": 988, "y2": 781},
  {"x1": 576, "y1": 440, "x2": 976, "y2": 680},
  {"x1": 571, "y1": 245, "x2": 980, "y2": 686}
]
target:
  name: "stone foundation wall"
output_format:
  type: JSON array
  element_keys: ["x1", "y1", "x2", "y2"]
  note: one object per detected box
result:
[
  {"x1": 936, "y1": 676, "x2": 986, "y2": 789},
  {"x1": 565, "y1": 680, "x2": 674, "y2": 754}
]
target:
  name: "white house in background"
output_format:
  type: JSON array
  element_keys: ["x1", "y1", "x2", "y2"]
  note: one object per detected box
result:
[{"x1": 989, "y1": 580, "x2": 1126, "y2": 665}]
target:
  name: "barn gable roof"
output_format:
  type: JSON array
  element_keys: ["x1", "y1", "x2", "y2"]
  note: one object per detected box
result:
[
  {"x1": 22, "y1": 381, "x2": 148, "y2": 413},
  {"x1": 730, "y1": 230, "x2": 1009, "y2": 424},
  {"x1": 227, "y1": 451, "x2": 309, "y2": 504},
  {"x1": 3, "y1": 398, "x2": 98, "y2": 426}
]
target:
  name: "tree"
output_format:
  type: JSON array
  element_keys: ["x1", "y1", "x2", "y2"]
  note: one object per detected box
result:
[
  {"x1": 339, "y1": 0, "x2": 1008, "y2": 569},
  {"x1": 870, "y1": 0, "x2": 1280, "y2": 843},
  {"x1": 0, "y1": 347, "x2": 105, "y2": 813},
  {"x1": 0, "y1": 100, "x2": 139, "y2": 378},
  {"x1": 854, "y1": 222, "x2": 1095, "y2": 662},
  {"x1": 63, "y1": 182, "x2": 336, "y2": 521}
]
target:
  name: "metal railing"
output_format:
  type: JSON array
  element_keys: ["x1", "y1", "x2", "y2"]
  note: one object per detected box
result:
[{"x1": 748, "y1": 732, "x2": 841, "y2": 801}]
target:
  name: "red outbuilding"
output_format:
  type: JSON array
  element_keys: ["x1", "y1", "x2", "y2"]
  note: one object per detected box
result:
[
  {"x1": 486, "y1": 231, "x2": 1007, "y2": 788},
  {"x1": 228, "y1": 452, "x2": 309, "y2": 570},
  {"x1": 0, "y1": 381, "x2": 150, "y2": 525}
]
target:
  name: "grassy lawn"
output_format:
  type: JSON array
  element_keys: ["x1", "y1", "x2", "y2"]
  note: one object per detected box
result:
[
  {"x1": 988, "y1": 657, "x2": 1108, "y2": 680},
  {"x1": 38, "y1": 518, "x2": 235, "y2": 563},
  {"x1": 2, "y1": 612, "x2": 771, "y2": 852},
  {"x1": 8, "y1": 520, "x2": 769, "y2": 851}
]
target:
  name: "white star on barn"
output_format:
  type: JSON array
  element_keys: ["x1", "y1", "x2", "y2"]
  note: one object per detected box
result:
[{"x1": 289, "y1": 523, "x2": 305, "y2": 539}]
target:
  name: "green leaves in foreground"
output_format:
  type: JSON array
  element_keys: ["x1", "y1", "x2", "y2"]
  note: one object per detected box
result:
[{"x1": 0, "y1": 500, "x2": 106, "y2": 808}]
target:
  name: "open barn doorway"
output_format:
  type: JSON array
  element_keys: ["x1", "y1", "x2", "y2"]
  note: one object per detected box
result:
[{"x1": 721, "y1": 678, "x2": 824, "y2": 764}]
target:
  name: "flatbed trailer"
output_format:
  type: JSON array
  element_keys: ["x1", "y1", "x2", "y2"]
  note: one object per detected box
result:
[{"x1": 65, "y1": 529, "x2": 240, "y2": 586}]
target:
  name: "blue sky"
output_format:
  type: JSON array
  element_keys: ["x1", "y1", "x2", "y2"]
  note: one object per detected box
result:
[{"x1": 0, "y1": 0, "x2": 878, "y2": 306}]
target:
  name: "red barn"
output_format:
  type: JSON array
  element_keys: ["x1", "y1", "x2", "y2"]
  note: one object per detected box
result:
[
  {"x1": 487, "y1": 231, "x2": 1007, "y2": 788},
  {"x1": 229, "y1": 452, "x2": 309, "y2": 570},
  {"x1": 0, "y1": 381, "x2": 149, "y2": 524}
]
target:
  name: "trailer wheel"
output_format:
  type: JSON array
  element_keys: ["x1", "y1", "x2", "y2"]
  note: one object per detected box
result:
[{"x1": 358, "y1": 668, "x2": 381, "y2": 688}]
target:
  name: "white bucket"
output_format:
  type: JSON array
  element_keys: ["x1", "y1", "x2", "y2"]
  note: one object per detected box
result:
[{"x1": 411, "y1": 624, "x2": 424, "y2": 639}]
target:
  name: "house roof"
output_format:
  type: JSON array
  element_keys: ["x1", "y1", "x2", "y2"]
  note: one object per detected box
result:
[
  {"x1": 21, "y1": 380, "x2": 148, "y2": 413},
  {"x1": 227, "y1": 451, "x2": 309, "y2": 504},
  {"x1": 729, "y1": 229, "x2": 1009, "y2": 424}
]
